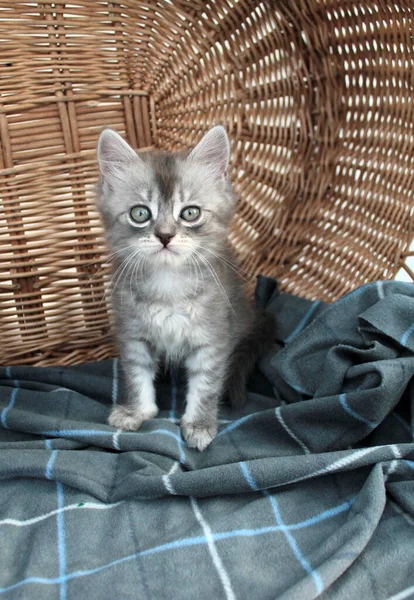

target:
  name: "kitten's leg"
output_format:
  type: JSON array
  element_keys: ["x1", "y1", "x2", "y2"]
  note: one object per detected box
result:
[
  {"x1": 181, "y1": 345, "x2": 227, "y2": 451},
  {"x1": 109, "y1": 338, "x2": 159, "y2": 431}
]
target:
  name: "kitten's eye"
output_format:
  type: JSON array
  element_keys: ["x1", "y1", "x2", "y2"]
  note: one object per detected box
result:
[
  {"x1": 180, "y1": 206, "x2": 200, "y2": 222},
  {"x1": 129, "y1": 205, "x2": 151, "y2": 224}
]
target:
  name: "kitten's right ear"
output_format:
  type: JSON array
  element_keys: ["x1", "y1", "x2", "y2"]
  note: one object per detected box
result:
[{"x1": 97, "y1": 129, "x2": 142, "y2": 185}]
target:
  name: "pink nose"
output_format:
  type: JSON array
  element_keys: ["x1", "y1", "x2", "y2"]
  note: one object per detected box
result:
[{"x1": 156, "y1": 233, "x2": 174, "y2": 247}]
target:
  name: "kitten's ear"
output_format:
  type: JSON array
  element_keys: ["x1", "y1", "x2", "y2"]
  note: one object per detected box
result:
[
  {"x1": 97, "y1": 128, "x2": 142, "y2": 185},
  {"x1": 188, "y1": 126, "x2": 230, "y2": 180}
]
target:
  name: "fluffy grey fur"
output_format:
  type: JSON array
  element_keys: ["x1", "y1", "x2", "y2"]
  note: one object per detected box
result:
[{"x1": 96, "y1": 126, "x2": 273, "y2": 450}]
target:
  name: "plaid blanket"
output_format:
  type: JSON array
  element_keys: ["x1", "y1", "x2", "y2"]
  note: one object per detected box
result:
[{"x1": 1, "y1": 277, "x2": 414, "y2": 600}]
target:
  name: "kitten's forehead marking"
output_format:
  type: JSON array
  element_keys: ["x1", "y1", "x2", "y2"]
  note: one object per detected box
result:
[
  {"x1": 149, "y1": 152, "x2": 177, "y2": 202},
  {"x1": 171, "y1": 187, "x2": 186, "y2": 219}
]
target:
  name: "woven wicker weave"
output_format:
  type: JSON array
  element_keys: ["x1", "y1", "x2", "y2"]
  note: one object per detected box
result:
[{"x1": 0, "y1": 1, "x2": 413, "y2": 366}]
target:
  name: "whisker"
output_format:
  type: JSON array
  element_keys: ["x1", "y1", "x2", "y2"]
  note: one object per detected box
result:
[
  {"x1": 196, "y1": 245, "x2": 251, "y2": 280},
  {"x1": 189, "y1": 251, "x2": 204, "y2": 295},
  {"x1": 79, "y1": 244, "x2": 141, "y2": 296},
  {"x1": 102, "y1": 248, "x2": 141, "y2": 308},
  {"x1": 193, "y1": 250, "x2": 236, "y2": 317}
]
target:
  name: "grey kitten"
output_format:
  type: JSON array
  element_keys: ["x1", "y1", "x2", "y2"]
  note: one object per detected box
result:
[{"x1": 96, "y1": 126, "x2": 274, "y2": 451}]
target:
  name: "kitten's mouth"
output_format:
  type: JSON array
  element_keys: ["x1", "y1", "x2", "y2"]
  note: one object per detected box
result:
[{"x1": 157, "y1": 246, "x2": 177, "y2": 256}]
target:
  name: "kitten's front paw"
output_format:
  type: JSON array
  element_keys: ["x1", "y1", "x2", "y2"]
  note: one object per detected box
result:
[
  {"x1": 108, "y1": 405, "x2": 158, "y2": 431},
  {"x1": 181, "y1": 421, "x2": 218, "y2": 451}
]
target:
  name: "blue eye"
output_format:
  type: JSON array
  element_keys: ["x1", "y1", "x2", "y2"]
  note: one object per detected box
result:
[
  {"x1": 180, "y1": 206, "x2": 201, "y2": 222},
  {"x1": 130, "y1": 205, "x2": 151, "y2": 224}
]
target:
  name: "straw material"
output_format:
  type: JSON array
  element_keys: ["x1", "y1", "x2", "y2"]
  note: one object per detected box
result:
[{"x1": 0, "y1": 1, "x2": 413, "y2": 366}]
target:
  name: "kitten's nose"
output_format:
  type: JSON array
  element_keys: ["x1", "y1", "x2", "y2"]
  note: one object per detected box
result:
[{"x1": 156, "y1": 232, "x2": 174, "y2": 247}]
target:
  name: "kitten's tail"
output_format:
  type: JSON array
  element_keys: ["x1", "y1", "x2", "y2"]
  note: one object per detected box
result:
[{"x1": 226, "y1": 310, "x2": 276, "y2": 409}]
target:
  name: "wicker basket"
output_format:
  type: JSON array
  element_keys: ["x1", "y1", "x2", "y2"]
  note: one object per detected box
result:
[{"x1": 0, "y1": 1, "x2": 413, "y2": 367}]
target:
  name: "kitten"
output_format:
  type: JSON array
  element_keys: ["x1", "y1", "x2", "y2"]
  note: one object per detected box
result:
[{"x1": 96, "y1": 126, "x2": 274, "y2": 450}]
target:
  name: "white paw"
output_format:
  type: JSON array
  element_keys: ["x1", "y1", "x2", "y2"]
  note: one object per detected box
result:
[
  {"x1": 108, "y1": 405, "x2": 158, "y2": 431},
  {"x1": 181, "y1": 421, "x2": 217, "y2": 451}
]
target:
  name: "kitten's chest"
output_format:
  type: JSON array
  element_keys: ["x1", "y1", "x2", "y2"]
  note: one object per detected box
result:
[{"x1": 140, "y1": 300, "x2": 206, "y2": 355}]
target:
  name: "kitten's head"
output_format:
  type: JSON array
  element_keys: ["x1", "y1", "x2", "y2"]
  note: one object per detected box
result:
[{"x1": 96, "y1": 126, "x2": 235, "y2": 269}]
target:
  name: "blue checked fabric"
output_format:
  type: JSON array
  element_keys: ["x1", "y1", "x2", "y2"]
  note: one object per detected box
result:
[{"x1": 0, "y1": 277, "x2": 413, "y2": 599}]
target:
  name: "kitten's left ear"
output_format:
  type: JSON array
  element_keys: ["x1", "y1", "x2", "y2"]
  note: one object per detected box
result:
[{"x1": 188, "y1": 126, "x2": 230, "y2": 180}]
